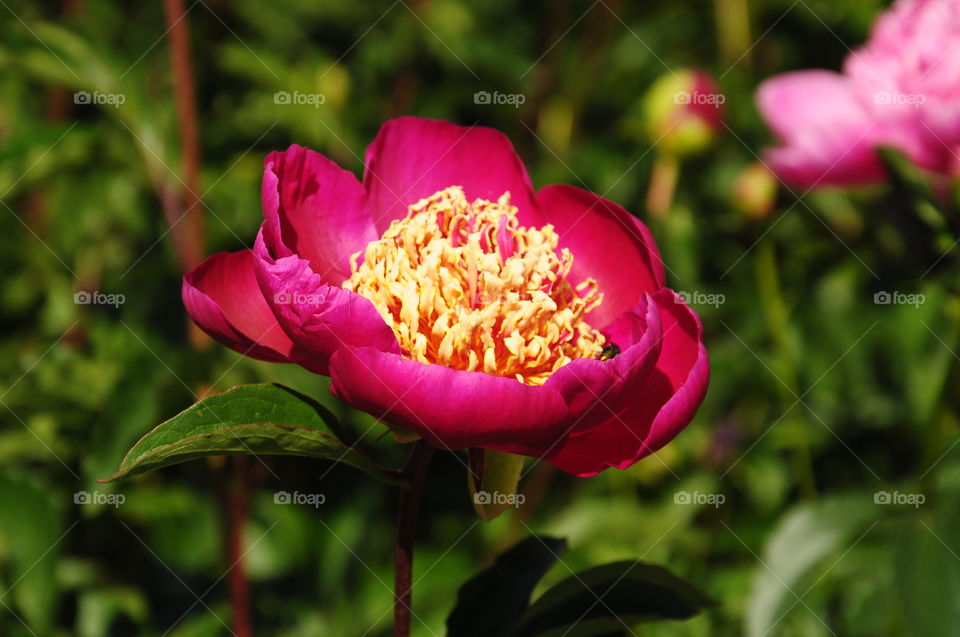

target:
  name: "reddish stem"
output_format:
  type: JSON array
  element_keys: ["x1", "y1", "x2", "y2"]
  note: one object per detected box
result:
[
  {"x1": 161, "y1": 2, "x2": 247, "y2": 631},
  {"x1": 394, "y1": 441, "x2": 434, "y2": 637},
  {"x1": 162, "y1": 0, "x2": 205, "y2": 275},
  {"x1": 226, "y1": 456, "x2": 254, "y2": 637}
]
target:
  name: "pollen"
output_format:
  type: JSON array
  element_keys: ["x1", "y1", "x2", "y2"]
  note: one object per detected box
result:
[{"x1": 342, "y1": 186, "x2": 605, "y2": 385}]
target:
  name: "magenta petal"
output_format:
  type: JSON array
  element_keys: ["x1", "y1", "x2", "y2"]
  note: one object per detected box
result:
[
  {"x1": 756, "y1": 70, "x2": 884, "y2": 187},
  {"x1": 762, "y1": 144, "x2": 885, "y2": 187},
  {"x1": 545, "y1": 289, "x2": 708, "y2": 476},
  {"x1": 541, "y1": 294, "x2": 663, "y2": 436},
  {"x1": 251, "y1": 230, "x2": 401, "y2": 375},
  {"x1": 536, "y1": 185, "x2": 665, "y2": 329},
  {"x1": 262, "y1": 145, "x2": 377, "y2": 285},
  {"x1": 182, "y1": 250, "x2": 294, "y2": 363},
  {"x1": 757, "y1": 71, "x2": 863, "y2": 144},
  {"x1": 363, "y1": 116, "x2": 545, "y2": 231},
  {"x1": 328, "y1": 346, "x2": 569, "y2": 450}
]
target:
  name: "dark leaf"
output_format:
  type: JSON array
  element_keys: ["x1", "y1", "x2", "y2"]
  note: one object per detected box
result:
[
  {"x1": 509, "y1": 561, "x2": 715, "y2": 636},
  {"x1": 447, "y1": 535, "x2": 568, "y2": 637}
]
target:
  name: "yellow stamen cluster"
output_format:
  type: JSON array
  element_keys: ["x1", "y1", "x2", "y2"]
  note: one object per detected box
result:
[{"x1": 342, "y1": 186, "x2": 605, "y2": 385}]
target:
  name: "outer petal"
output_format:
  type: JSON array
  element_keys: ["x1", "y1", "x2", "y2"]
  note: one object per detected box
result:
[
  {"x1": 544, "y1": 294, "x2": 662, "y2": 430},
  {"x1": 484, "y1": 294, "x2": 662, "y2": 460},
  {"x1": 262, "y1": 144, "x2": 377, "y2": 285},
  {"x1": 328, "y1": 346, "x2": 569, "y2": 450},
  {"x1": 537, "y1": 184, "x2": 665, "y2": 328},
  {"x1": 252, "y1": 230, "x2": 401, "y2": 375},
  {"x1": 363, "y1": 116, "x2": 545, "y2": 231},
  {"x1": 182, "y1": 250, "x2": 294, "y2": 363},
  {"x1": 757, "y1": 70, "x2": 884, "y2": 186},
  {"x1": 758, "y1": 71, "x2": 862, "y2": 143},
  {"x1": 545, "y1": 289, "x2": 709, "y2": 476}
]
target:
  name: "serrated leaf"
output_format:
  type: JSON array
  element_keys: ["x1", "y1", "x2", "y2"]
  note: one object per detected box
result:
[
  {"x1": 103, "y1": 383, "x2": 399, "y2": 484},
  {"x1": 446, "y1": 535, "x2": 567, "y2": 637},
  {"x1": 509, "y1": 561, "x2": 715, "y2": 636}
]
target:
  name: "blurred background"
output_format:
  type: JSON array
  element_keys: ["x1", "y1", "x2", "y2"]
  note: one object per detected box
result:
[{"x1": 2, "y1": 0, "x2": 959, "y2": 635}]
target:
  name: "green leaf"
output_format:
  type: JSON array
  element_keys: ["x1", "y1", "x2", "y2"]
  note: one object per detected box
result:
[
  {"x1": 76, "y1": 587, "x2": 148, "y2": 637},
  {"x1": 103, "y1": 383, "x2": 400, "y2": 484},
  {"x1": 83, "y1": 353, "x2": 164, "y2": 483},
  {"x1": 877, "y1": 146, "x2": 955, "y2": 236},
  {"x1": 0, "y1": 472, "x2": 64, "y2": 632},
  {"x1": 509, "y1": 561, "x2": 715, "y2": 636},
  {"x1": 895, "y1": 517, "x2": 960, "y2": 637},
  {"x1": 878, "y1": 147, "x2": 937, "y2": 201},
  {"x1": 745, "y1": 493, "x2": 876, "y2": 637},
  {"x1": 446, "y1": 535, "x2": 567, "y2": 637},
  {"x1": 468, "y1": 448, "x2": 525, "y2": 521}
]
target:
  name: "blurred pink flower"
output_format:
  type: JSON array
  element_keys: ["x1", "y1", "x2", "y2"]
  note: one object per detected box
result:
[{"x1": 757, "y1": 0, "x2": 960, "y2": 187}]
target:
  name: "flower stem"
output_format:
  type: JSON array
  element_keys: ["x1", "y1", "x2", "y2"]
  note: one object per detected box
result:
[
  {"x1": 162, "y1": 0, "x2": 207, "y2": 350},
  {"x1": 646, "y1": 154, "x2": 680, "y2": 218},
  {"x1": 162, "y1": 0, "x2": 204, "y2": 273},
  {"x1": 213, "y1": 456, "x2": 253, "y2": 637},
  {"x1": 713, "y1": 0, "x2": 751, "y2": 66},
  {"x1": 919, "y1": 293, "x2": 960, "y2": 498},
  {"x1": 754, "y1": 241, "x2": 817, "y2": 498},
  {"x1": 227, "y1": 457, "x2": 253, "y2": 637},
  {"x1": 394, "y1": 440, "x2": 434, "y2": 637}
]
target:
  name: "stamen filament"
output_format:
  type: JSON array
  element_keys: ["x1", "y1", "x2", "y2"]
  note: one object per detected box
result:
[{"x1": 343, "y1": 186, "x2": 605, "y2": 385}]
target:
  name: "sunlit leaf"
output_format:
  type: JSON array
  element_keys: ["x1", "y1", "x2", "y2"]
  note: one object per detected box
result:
[
  {"x1": 745, "y1": 494, "x2": 877, "y2": 637},
  {"x1": 103, "y1": 383, "x2": 400, "y2": 485}
]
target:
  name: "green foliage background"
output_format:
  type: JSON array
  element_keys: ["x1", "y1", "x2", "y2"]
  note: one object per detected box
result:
[{"x1": 1, "y1": 0, "x2": 958, "y2": 635}]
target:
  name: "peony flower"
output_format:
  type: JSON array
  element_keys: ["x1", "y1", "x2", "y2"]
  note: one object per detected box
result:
[
  {"x1": 182, "y1": 117, "x2": 708, "y2": 476},
  {"x1": 757, "y1": 0, "x2": 960, "y2": 187}
]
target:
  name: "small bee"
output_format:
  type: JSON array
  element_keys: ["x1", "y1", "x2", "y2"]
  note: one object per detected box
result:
[{"x1": 599, "y1": 342, "x2": 621, "y2": 361}]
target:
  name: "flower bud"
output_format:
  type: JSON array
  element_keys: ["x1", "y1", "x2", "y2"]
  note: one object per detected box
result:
[
  {"x1": 733, "y1": 162, "x2": 778, "y2": 220},
  {"x1": 643, "y1": 69, "x2": 724, "y2": 157}
]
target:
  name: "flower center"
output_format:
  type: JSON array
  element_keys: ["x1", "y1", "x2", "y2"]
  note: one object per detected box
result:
[{"x1": 342, "y1": 186, "x2": 605, "y2": 385}]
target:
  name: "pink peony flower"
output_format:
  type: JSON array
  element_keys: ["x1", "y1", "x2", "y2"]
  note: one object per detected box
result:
[
  {"x1": 182, "y1": 117, "x2": 708, "y2": 476},
  {"x1": 757, "y1": 0, "x2": 960, "y2": 187}
]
